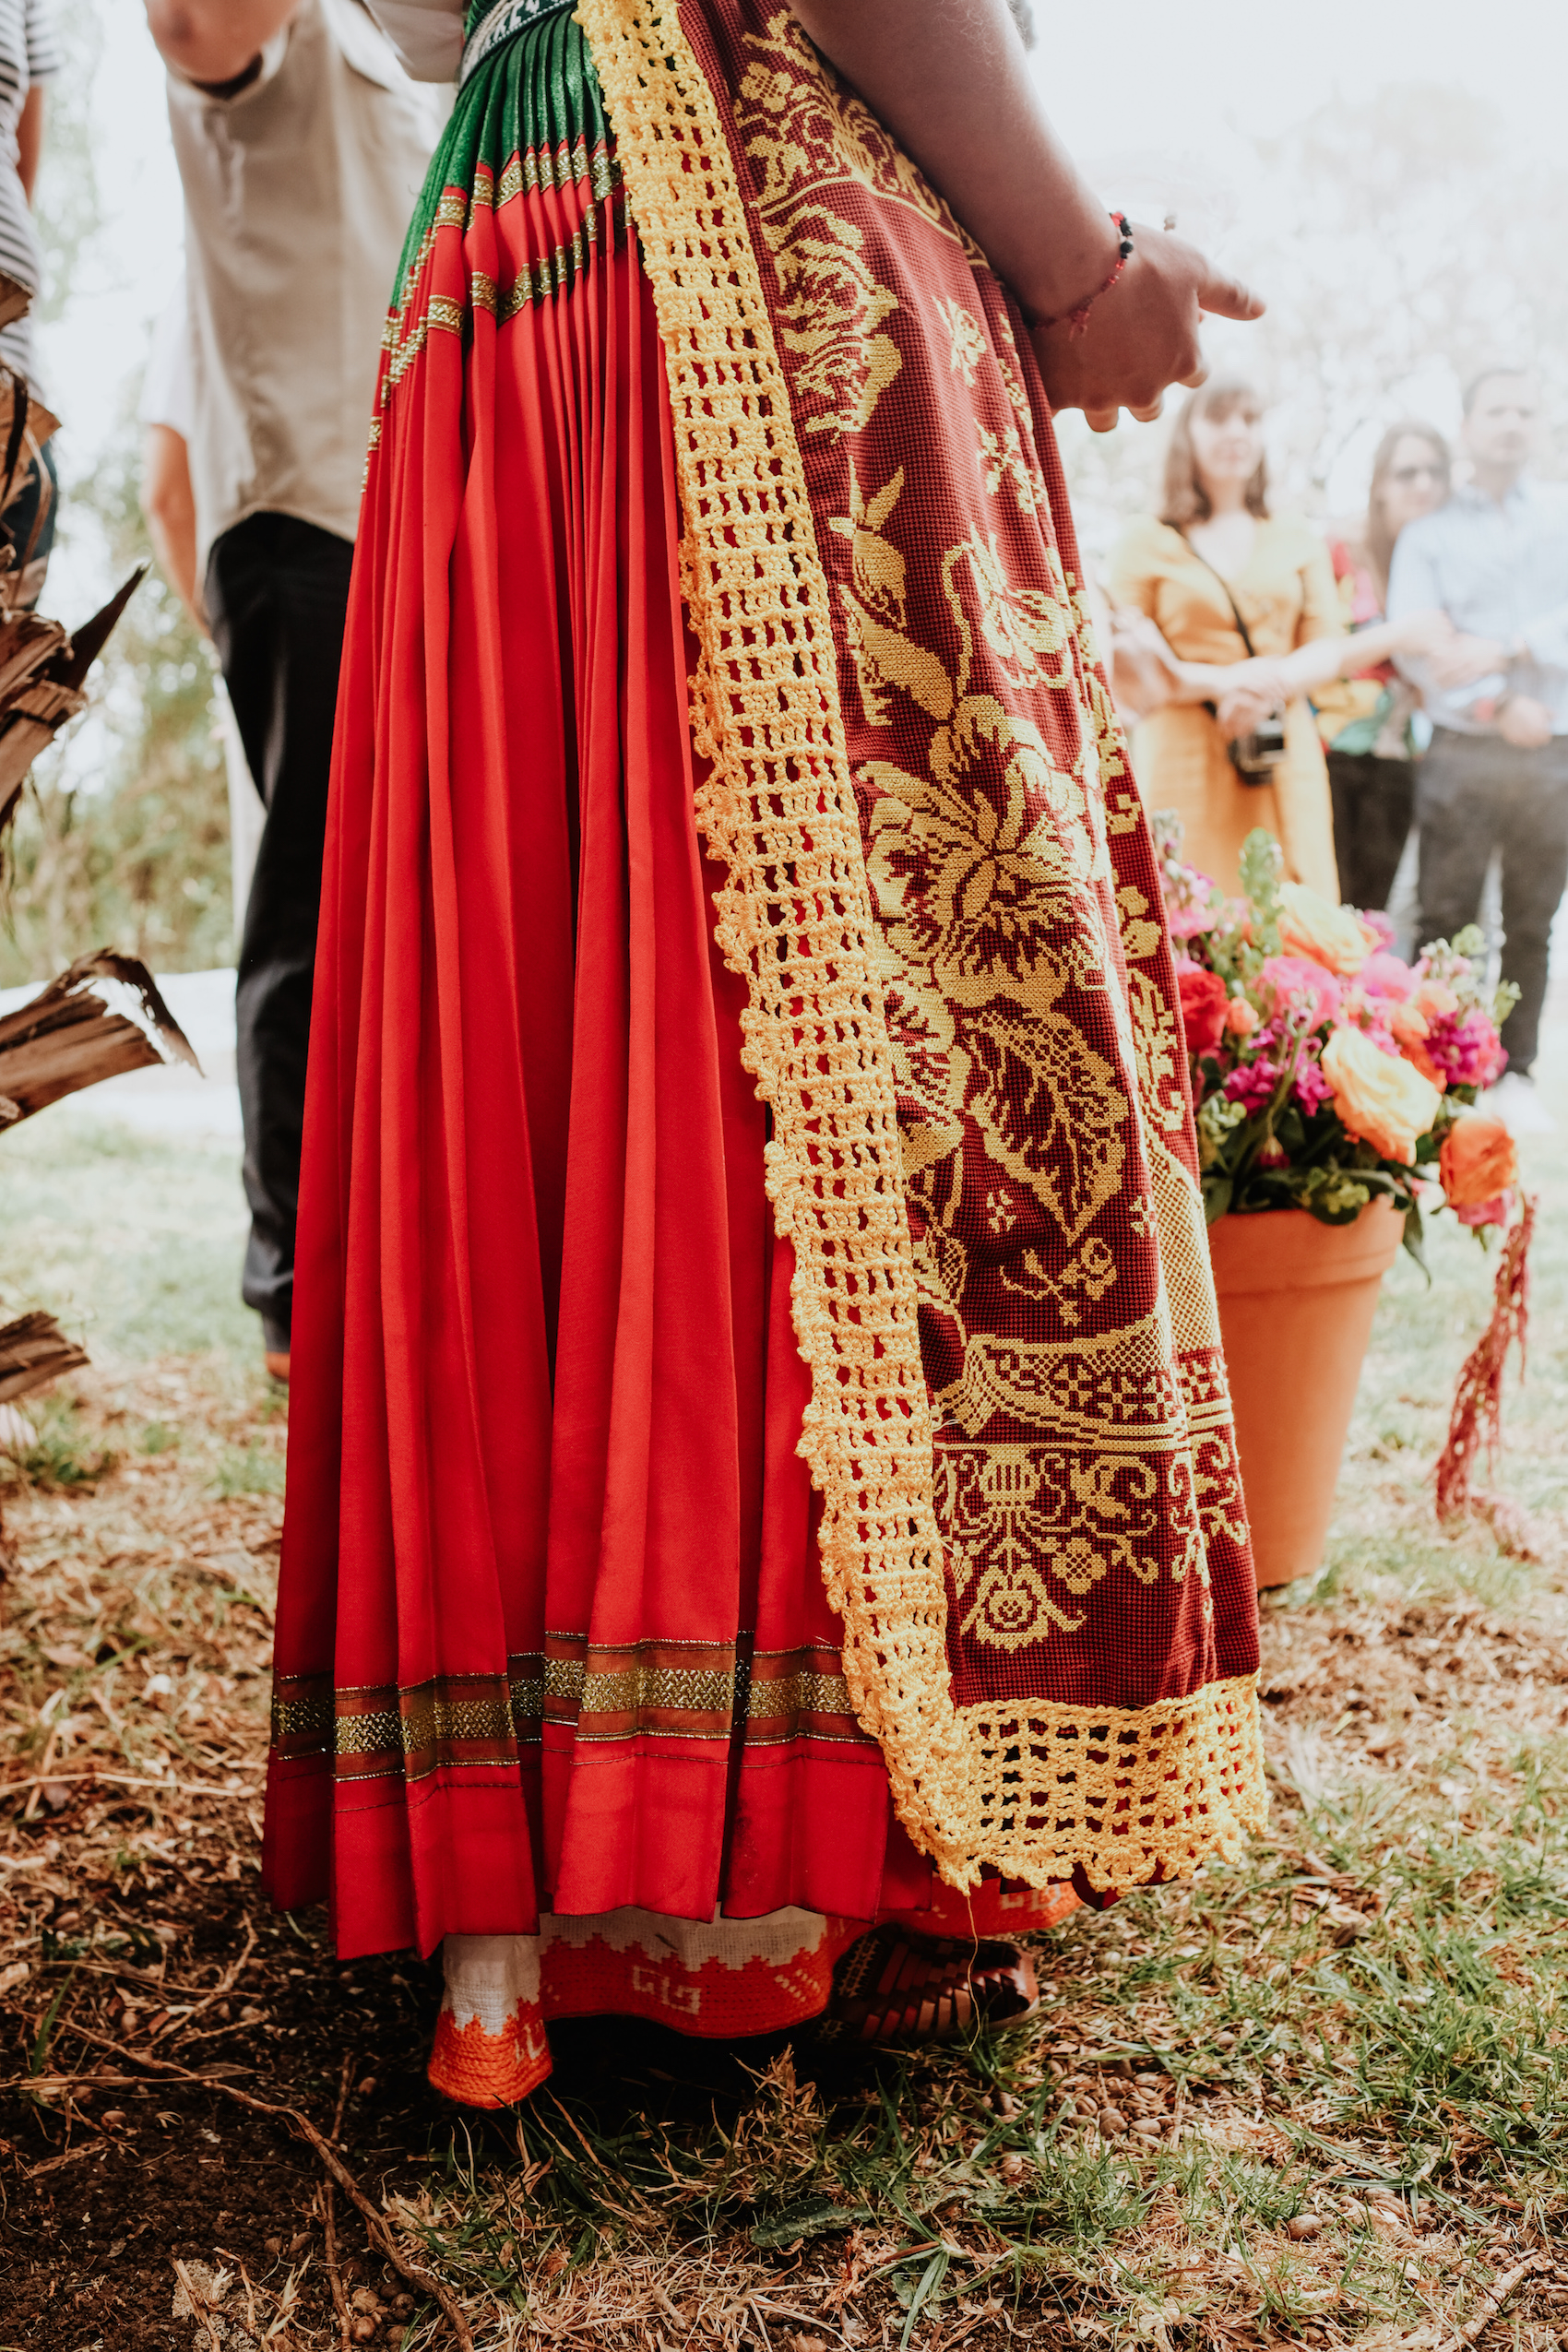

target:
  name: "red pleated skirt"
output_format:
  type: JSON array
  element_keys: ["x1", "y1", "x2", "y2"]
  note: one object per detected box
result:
[{"x1": 265, "y1": 132, "x2": 1075, "y2": 1976}]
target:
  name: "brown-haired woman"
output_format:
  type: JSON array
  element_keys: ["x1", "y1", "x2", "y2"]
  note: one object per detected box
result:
[
  {"x1": 1109, "y1": 384, "x2": 1460, "y2": 903},
  {"x1": 1107, "y1": 379, "x2": 1343, "y2": 897},
  {"x1": 1312, "y1": 423, "x2": 1451, "y2": 909}
]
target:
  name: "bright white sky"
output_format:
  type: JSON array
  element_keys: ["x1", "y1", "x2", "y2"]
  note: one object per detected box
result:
[
  {"x1": 31, "y1": 0, "x2": 1568, "y2": 607},
  {"x1": 1046, "y1": 0, "x2": 1564, "y2": 204}
]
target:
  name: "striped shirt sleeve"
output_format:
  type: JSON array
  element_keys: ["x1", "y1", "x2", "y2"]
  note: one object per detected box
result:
[{"x1": 24, "y1": 0, "x2": 59, "y2": 82}]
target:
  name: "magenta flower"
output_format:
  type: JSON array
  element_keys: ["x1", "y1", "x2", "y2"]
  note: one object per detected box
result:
[
  {"x1": 1257, "y1": 955, "x2": 1341, "y2": 1032},
  {"x1": 1425, "y1": 1008, "x2": 1506, "y2": 1090},
  {"x1": 1224, "y1": 1058, "x2": 1282, "y2": 1113},
  {"x1": 1292, "y1": 1053, "x2": 1333, "y2": 1114}
]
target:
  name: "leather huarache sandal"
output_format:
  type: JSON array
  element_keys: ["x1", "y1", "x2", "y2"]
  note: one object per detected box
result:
[{"x1": 816, "y1": 1925, "x2": 1038, "y2": 2047}]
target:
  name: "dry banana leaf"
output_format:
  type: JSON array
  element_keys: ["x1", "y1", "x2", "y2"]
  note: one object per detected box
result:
[
  {"x1": 0, "y1": 568, "x2": 145, "y2": 833},
  {"x1": 0, "y1": 949, "x2": 200, "y2": 1124},
  {"x1": 0, "y1": 1309, "x2": 88, "y2": 1404}
]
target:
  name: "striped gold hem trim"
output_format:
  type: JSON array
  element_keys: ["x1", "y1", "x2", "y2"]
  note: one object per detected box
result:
[{"x1": 268, "y1": 1631, "x2": 888, "y2": 1786}]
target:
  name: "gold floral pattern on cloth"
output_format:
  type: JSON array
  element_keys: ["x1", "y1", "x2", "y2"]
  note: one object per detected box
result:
[{"x1": 579, "y1": 0, "x2": 1264, "y2": 1890}]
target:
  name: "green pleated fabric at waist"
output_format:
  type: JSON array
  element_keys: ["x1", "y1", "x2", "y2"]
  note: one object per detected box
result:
[{"x1": 392, "y1": 0, "x2": 612, "y2": 300}]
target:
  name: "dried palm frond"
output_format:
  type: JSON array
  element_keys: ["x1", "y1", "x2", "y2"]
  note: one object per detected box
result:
[
  {"x1": 0, "y1": 949, "x2": 200, "y2": 1125},
  {"x1": 0, "y1": 1309, "x2": 89, "y2": 1404},
  {"x1": 0, "y1": 568, "x2": 148, "y2": 833}
]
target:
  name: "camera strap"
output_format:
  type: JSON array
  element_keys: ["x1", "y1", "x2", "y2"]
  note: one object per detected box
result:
[{"x1": 1180, "y1": 532, "x2": 1262, "y2": 659}]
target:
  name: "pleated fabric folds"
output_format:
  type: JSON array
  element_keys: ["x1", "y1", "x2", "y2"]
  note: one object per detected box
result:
[{"x1": 264, "y1": 4, "x2": 948, "y2": 1956}]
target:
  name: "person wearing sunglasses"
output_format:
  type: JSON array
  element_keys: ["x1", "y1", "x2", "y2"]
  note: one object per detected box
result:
[{"x1": 1312, "y1": 423, "x2": 1453, "y2": 910}]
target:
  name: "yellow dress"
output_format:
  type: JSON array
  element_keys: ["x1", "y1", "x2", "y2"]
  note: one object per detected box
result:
[{"x1": 1107, "y1": 513, "x2": 1342, "y2": 899}]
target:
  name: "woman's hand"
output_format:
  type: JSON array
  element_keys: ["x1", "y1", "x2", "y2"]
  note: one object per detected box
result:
[
  {"x1": 1216, "y1": 666, "x2": 1289, "y2": 741},
  {"x1": 1029, "y1": 227, "x2": 1264, "y2": 433},
  {"x1": 1204, "y1": 656, "x2": 1290, "y2": 739},
  {"x1": 1499, "y1": 694, "x2": 1555, "y2": 750}
]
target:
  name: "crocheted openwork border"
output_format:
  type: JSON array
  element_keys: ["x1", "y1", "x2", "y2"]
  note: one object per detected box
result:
[{"x1": 576, "y1": 0, "x2": 1266, "y2": 1890}]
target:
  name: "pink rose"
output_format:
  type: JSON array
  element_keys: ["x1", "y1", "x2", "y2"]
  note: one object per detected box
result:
[
  {"x1": 1455, "y1": 1192, "x2": 1513, "y2": 1229},
  {"x1": 1360, "y1": 952, "x2": 1419, "y2": 1002},
  {"x1": 1277, "y1": 884, "x2": 1379, "y2": 977},
  {"x1": 1258, "y1": 955, "x2": 1341, "y2": 1031}
]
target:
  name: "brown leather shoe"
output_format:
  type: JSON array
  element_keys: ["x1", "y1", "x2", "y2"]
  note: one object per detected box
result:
[
  {"x1": 816, "y1": 1926, "x2": 1038, "y2": 2046},
  {"x1": 265, "y1": 1350, "x2": 291, "y2": 1384}
]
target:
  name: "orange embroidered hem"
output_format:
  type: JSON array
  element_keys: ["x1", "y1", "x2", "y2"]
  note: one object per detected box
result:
[{"x1": 429, "y1": 1883, "x2": 1081, "y2": 2106}]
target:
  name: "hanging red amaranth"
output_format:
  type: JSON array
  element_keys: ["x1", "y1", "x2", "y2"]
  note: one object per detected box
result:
[{"x1": 1434, "y1": 1194, "x2": 1537, "y2": 1553}]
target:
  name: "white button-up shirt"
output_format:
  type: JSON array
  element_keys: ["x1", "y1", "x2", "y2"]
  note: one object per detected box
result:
[
  {"x1": 1389, "y1": 476, "x2": 1568, "y2": 737},
  {"x1": 167, "y1": 0, "x2": 442, "y2": 568}
]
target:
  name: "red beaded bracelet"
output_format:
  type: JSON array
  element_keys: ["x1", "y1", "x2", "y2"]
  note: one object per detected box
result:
[{"x1": 1029, "y1": 212, "x2": 1134, "y2": 339}]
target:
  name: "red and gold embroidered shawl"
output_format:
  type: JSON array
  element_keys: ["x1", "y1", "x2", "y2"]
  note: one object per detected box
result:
[{"x1": 579, "y1": 0, "x2": 1265, "y2": 1886}]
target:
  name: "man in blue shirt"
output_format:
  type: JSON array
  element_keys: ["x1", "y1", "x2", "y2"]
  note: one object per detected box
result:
[{"x1": 1390, "y1": 366, "x2": 1568, "y2": 1130}]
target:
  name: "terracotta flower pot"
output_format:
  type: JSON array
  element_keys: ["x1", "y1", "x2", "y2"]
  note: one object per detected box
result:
[{"x1": 1207, "y1": 1198, "x2": 1405, "y2": 1591}]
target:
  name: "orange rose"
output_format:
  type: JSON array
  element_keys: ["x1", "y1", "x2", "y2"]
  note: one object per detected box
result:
[
  {"x1": 1386, "y1": 999, "x2": 1445, "y2": 1090},
  {"x1": 1321, "y1": 1025, "x2": 1443, "y2": 1163},
  {"x1": 1224, "y1": 997, "x2": 1259, "y2": 1036},
  {"x1": 1277, "y1": 884, "x2": 1379, "y2": 979},
  {"x1": 1414, "y1": 979, "x2": 1458, "y2": 1021},
  {"x1": 1439, "y1": 1114, "x2": 1518, "y2": 1208}
]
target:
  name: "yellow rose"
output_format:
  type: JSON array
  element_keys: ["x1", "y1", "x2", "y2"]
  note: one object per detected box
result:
[
  {"x1": 1321, "y1": 1025, "x2": 1443, "y2": 1163},
  {"x1": 1277, "y1": 884, "x2": 1379, "y2": 979}
]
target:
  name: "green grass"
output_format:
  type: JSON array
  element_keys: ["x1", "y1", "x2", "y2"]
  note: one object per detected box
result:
[
  {"x1": 367, "y1": 1044, "x2": 1568, "y2": 2345},
  {"x1": 0, "y1": 1388, "x2": 119, "y2": 1490},
  {"x1": 0, "y1": 1018, "x2": 1561, "y2": 2347},
  {"x1": 372, "y1": 1719, "x2": 1567, "y2": 2343},
  {"x1": 0, "y1": 1107, "x2": 253, "y2": 1365},
  {"x1": 213, "y1": 1439, "x2": 286, "y2": 1497}
]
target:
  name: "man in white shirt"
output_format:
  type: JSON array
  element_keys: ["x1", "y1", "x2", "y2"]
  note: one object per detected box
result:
[
  {"x1": 142, "y1": 0, "x2": 437, "y2": 1378},
  {"x1": 1390, "y1": 367, "x2": 1568, "y2": 1133}
]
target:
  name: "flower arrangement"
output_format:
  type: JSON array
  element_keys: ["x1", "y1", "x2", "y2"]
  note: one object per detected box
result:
[{"x1": 1156, "y1": 818, "x2": 1521, "y2": 1257}]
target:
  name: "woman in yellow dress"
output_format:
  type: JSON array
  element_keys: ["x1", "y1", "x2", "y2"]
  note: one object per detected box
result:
[{"x1": 1109, "y1": 378, "x2": 1343, "y2": 897}]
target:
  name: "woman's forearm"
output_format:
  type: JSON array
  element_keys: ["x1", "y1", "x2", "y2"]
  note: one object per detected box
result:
[
  {"x1": 787, "y1": 0, "x2": 1121, "y2": 321},
  {"x1": 1277, "y1": 612, "x2": 1441, "y2": 696},
  {"x1": 1170, "y1": 659, "x2": 1253, "y2": 705}
]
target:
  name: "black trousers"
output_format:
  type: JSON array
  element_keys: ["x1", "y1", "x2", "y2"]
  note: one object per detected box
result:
[
  {"x1": 207, "y1": 512, "x2": 355, "y2": 1353},
  {"x1": 1326, "y1": 748, "x2": 1413, "y2": 913},
  {"x1": 1415, "y1": 725, "x2": 1568, "y2": 1077}
]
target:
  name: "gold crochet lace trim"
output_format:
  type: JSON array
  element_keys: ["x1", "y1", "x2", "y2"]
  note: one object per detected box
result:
[{"x1": 577, "y1": 0, "x2": 1265, "y2": 1889}]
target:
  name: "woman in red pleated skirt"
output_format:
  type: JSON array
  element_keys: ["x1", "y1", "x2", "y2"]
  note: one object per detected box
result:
[{"x1": 265, "y1": 0, "x2": 1269, "y2": 2104}]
